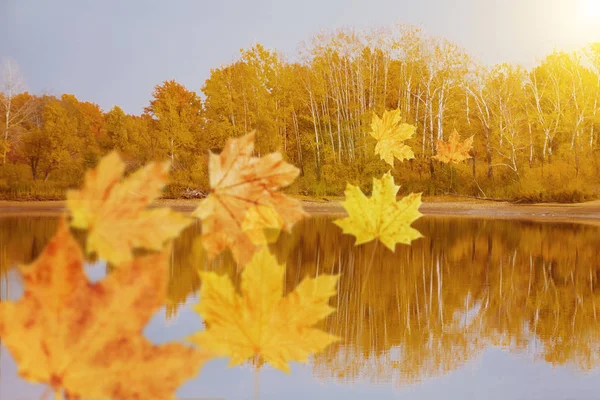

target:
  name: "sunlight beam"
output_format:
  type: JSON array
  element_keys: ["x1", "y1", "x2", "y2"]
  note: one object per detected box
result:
[{"x1": 582, "y1": 0, "x2": 600, "y2": 19}]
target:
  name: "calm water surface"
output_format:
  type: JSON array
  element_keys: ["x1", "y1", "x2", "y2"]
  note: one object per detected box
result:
[{"x1": 2, "y1": 216, "x2": 600, "y2": 399}]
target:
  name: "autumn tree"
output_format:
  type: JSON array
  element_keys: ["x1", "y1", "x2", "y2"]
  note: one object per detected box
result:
[
  {"x1": 144, "y1": 80, "x2": 203, "y2": 163},
  {"x1": 0, "y1": 59, "x2": 34, "y2": 165}
]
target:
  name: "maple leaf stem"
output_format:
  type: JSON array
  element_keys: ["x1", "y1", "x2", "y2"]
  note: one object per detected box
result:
[
  {"x1": 254, "y1": 363, "x2": 260, "y2": 400},
  {"x1": 360, "y1": 238, "x2": 379, "y2": 296},
  {"x1": 39, "y1": 386, "x2": 51, "y2": 400}
]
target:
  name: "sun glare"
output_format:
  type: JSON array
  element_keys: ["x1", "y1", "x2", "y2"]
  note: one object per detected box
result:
[{"x1": 583, "y1": 0, "x2": 600, "y2": 18}]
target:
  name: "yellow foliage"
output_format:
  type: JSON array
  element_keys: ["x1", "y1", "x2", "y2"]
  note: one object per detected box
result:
[
  {"x1": 0, "y1": 219, "x2": 210, "y2": 400},
  {"x1": 369, "y1": 109, "x2": 416, "y2": 166},
  {"x1": 66, "y1": 151, "x2": 192, "y2": 265},
  {"x1": 334, "y1": 172, "x2": 423, "y2": 251},
  {"x1": 193, "y1": 131, "x2": 308, "y2": 266},
  {"x1": 187, "y1": 247, "x2": 339, "y2": 372}
]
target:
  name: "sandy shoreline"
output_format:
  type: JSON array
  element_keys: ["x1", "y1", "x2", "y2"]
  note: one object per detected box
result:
[{"x1": 2, "y1": 198, "x2": 600, "y2": 226}]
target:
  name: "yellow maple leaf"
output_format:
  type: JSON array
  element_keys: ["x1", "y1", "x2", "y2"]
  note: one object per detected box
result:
[
  {"x1": 187, "y1": 247, "x2": 339, "y2": 373},
  {"x1": 192, "y1": 131, "x2": 308, "y2": 266},
  {"x1": 334, "y1": 172, "x2": 423, "y2": 251},
  {"x1": 0, "y1": 219, "x2": 210, "y2": 400},
  {"x1": 66, "y1": 151, "x2": 192, "y2": 265},
  {"x1": 432, "y1": 129, "x2": 474, "y2": 164},
  {"x1": 370, "y1": 109, "x2": 416, "y2": 166}
]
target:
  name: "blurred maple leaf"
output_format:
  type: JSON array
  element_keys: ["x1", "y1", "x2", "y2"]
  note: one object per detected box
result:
[
  {"x1": 66, "y1": 151, "x2": 192, "y2": 265},
  {"x1": 192, "y1": 131, "x2": 307, "y2": 266},
  {"x1": 334, "y1": 172, "x2": 423, "y2": 251},
  {"x1": 370, "y1": 109, "x2": 416, "y2": 166},
  {"x1": 241, "y1": 204, "x2": 285, "y2": 245},
  {"x1": 187, "y1": 247, "x2": 339, "y2": 372},
  {"x1": 0, "y1": 219, "x2": 210, "y2": 399},
  {"x1": 432, "y1": 130, "x2": 474, "y2": 164}
]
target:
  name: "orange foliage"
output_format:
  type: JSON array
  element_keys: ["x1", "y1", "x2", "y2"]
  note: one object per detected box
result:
[{"x1": 0, "y1": 219, "x2": 209, "y2": 399}]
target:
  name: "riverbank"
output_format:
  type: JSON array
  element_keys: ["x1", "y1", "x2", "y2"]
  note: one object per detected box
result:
[{"x1": 2, "y1": 198, "x2": 600, "y2": 226}]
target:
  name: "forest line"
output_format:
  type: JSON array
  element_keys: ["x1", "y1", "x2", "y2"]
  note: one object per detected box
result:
[{"x1": 1, "y1": 25, "x2": 600, "y2": 201}]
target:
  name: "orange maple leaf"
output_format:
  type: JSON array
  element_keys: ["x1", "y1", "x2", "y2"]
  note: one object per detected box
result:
[
  {"x1": 432, "y1": 130, "x2": 474, "y2": 164},
  {"x1": 0, "y1": 219, "x2": 210, "y2": 400},
  {"x1": 192, "y1": 131, "x2": 308, "y2": 265},
  {"x1": 66, "y1": 151, "x2": 192, "y2": 265}
]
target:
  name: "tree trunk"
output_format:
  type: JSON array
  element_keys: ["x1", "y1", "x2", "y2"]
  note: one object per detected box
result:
[
  {"x1": 485, "y1": 126, "x2": 493, "y2": 178},
  {"x1": 30, "y1": 162, "x2": 37, "y2": 181},
  {"x1": 3, "y1": 100, "x2": 10, "y2": 165}
]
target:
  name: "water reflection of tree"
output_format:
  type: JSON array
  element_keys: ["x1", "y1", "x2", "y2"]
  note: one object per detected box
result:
[
  {"x1": 291, "y1": 218, "x2": 487, "y2": 384},
  {"x1": 277, "y1": 218, "x2": 600, "y2": 383},
  {"x1": 0, "y1": 217, "x2": 59, "y2": 300},
  {"x1": 4, "y1": 216, "x2": 600, "y2": 382}
]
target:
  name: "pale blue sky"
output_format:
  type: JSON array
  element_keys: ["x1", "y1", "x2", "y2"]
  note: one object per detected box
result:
[{"x1": 1, "y1": 0, "x2": 599, "y2": 114}]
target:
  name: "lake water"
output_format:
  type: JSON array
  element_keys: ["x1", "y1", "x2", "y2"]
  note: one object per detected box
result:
[{"x1": 2, "y1": 215, "x2": 600, "y2": 399}]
